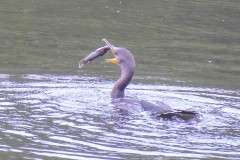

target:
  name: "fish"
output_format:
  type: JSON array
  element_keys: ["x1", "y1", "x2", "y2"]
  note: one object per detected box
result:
[{"x1": 79, "y1": 46, "x2": 110, "y2": 68}]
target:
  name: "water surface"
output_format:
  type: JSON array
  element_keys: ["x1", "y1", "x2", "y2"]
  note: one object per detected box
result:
[{"x1": 0, "y1": 0, "x2": 240, "y2": 159}]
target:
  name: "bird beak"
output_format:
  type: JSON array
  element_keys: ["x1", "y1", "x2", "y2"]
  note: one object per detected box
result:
[
  {"x1": 102, "y1": 39, "x2": 118, "y2": 64},
  {"x1": 102, "y1": 39, "x2": 115, "y2": 55}
]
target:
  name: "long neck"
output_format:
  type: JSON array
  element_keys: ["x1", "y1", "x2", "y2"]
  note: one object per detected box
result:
[{"x1": 111, "y1": 68, "x2": 134, "y2": 99}]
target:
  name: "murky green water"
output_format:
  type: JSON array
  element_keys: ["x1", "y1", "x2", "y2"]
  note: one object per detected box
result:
[{"x1": 0, "y1": 0, "x2": 240, "y2": 159}]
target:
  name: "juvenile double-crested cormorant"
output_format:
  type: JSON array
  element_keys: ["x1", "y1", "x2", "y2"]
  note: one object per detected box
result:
[{"x1": 80, "y1": 39, "x2": 198, "y2": 121}]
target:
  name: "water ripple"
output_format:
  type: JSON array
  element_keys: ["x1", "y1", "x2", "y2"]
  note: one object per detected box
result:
[{"x1": 0, "y1": 74, "x2": 239, "y2": 159}]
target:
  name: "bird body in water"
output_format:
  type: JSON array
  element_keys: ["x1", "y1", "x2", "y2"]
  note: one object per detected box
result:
[{"x1": 79, "y1": 39, "x2": 198, "y2": 121}]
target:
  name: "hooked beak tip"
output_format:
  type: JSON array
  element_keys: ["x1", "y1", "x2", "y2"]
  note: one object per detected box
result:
[{"x1": 102, "y1": 39, "x2": 115, "y2": 55}]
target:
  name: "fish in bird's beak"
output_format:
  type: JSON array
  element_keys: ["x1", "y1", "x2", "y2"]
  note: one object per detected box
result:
[
  {"x1": 79, "y1": 45, "x2": 110, "y2": 68},
  {"x1": 102, "y1": 39, "x2": 118, "y2": 64}
]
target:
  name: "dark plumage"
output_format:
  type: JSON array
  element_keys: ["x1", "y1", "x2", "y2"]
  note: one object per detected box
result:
[{"x1": 80, "y1": 39, "x2": 198, "y2": 121}]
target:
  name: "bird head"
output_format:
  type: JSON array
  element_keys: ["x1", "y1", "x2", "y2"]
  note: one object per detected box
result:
[{"x1": 102, "y1": 39, "x2": 136, "y2": 72}]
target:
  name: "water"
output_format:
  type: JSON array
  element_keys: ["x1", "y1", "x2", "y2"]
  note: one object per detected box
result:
[
  {"x1": 0, "y1": 74, "x2": 239, "y2": 159},
  {"x1": 0, "y1": 0, "x2": 240, "y2": 159}
]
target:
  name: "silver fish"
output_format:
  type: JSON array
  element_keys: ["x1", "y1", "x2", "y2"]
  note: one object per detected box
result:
[{"x1": 79, "y1": 46, "x2": 110, "y2": 68}]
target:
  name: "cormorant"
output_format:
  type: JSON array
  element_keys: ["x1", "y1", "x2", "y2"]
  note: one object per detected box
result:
[{"x1": 79, "y1": 39, "x2": 198, "y2": 121}]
